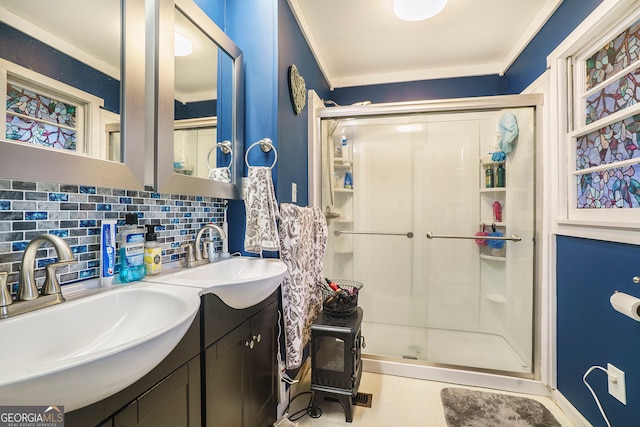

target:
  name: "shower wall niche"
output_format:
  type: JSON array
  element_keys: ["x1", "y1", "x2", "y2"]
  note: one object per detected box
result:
[{"x1": 320, "y1": 106, "x2": 536, "y2": 376}]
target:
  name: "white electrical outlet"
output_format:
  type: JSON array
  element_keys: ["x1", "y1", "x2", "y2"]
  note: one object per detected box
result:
[
  {"x1": 292, "y1": 182, "x2": 297, "y2": 203},
  {"x1": 608, "y1": 363, "x2": 626, "y2": 405}
]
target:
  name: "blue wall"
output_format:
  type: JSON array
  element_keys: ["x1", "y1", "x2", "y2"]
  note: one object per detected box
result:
[
  {"x1": 557, "y1": 236, "x2": 640, "y2": 426},
  {"x1": 0, "y1": 22, "x2": 120, "y2": 113},
  {"x1": 277, "y1": 0, "x2": 331, "y2": 206},
  {"x1": 503, "y1": 0, "x2": 604, "y2": 93}
]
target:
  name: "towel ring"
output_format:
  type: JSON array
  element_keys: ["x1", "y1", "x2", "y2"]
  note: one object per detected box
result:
[
  {"x1": 245, "y1": 138, "x2": 278, "y2": 169},
  {"x1": 207, "y1": 141, "x2": 233, "y2": 170}
]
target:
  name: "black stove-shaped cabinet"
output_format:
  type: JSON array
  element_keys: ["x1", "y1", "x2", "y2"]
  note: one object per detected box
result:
[{"x1": 310, "y1": 307, "x2": 364, "y2": 423}]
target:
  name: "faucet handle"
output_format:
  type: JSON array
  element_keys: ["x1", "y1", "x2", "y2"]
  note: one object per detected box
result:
[
  {"x1": 0, "y1": 272, "x2": 12, "y2": 308},
  {"x1": 180, "y1": 243, "x2": 196, "y2": 266},
  {"x1": 41, "y1": 260, "x2": 76, "y2": 297}
]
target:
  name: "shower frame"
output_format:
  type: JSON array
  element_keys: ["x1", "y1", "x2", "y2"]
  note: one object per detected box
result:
[{"x1": 308, "y1": 93, "x2": 547, "y2": 393}]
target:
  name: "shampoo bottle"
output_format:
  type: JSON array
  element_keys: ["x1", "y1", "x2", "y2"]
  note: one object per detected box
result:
[
  {"x1": 144, "y1": 224, "x2": 162, "y2": 275},
  {"x1": 118, "y1": 213, "x2": 146, "y2": 283}
]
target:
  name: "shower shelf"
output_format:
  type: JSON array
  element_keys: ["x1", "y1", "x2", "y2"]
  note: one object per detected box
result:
[
  {"x1": 479, "y1": 188, "x2": 506, "y2": 193},
  {"x1": 486, "y1": 294, "x2": 507, "y2": 303},
  {"x1": 479, "y1": 254, "x2": 506, "y2": 262},
  {"x1": 334, "y1": 188, "x2": 354, "y2": 193}
]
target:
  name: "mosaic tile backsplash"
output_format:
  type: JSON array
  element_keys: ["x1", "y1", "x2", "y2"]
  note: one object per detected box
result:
[{"x1": 0, "y1": 179, "x2": 226, "y2": 294}]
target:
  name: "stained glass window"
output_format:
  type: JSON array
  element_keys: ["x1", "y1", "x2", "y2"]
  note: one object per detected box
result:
[
  {"x1": 573, "y1": 18, "x2": 640, "y2": 210},
  {"x1": 577, "y1": 165, "x2": 640, "y2": 208},
  {"x1": 585, "y1": 19, "x2": 640, "y2": 91},
  {"x1": 5, "y1": 82, "x2": 78, "y2": 151}
]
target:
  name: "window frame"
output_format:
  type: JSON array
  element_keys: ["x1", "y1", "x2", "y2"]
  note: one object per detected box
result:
[
  {"x1": 0, "y1": 58, "x2": 105, "y2": 159},
  {"x1": 549, "y1": 0, "x2": 640, "y2": 238}
]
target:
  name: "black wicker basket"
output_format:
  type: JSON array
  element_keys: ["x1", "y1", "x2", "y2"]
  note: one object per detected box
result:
[{"x1": 320, "y1": 279, "x2": 363, "y2": 317}]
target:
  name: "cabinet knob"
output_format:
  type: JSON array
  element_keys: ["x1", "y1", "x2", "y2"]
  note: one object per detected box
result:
[
  {"x1": 253, "y1": 334, "x2": 261, "y2": 343},
  {"x1": 245, "y1": 339, "x2": 255, "y2": 349}
]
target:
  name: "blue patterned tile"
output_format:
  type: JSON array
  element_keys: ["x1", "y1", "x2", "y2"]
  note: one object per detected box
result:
[
  {"x1": 88, "y1": 260, "x2": 100, "y2": 268},
  {"x1": 171, "y1": 242, "x2": 180, "y2": 248},
  {"x1": 204, "y1": 207, "x2": 210, "y2": 212},
  {"x1": 196, "y1": 196, "x2": 203, "y2": 201},
  {"x1": 80, "y1": 269, "x2": 97, "y2": 279},
  {"x1": 119, "y1": 197, "x2": 132, "y2": 204},
  {"x1": 97, "y1": 204, "x2": 112, "y2": 211},
  {"x1": 171, "y1": 218, "x2": 180, "y2": 224},
  {"x1": 80, "y1": 186, "x2": 96, "y2": 194},
  {"x1": 79, "y1": 220, "x2": 97, "y2": 228},
  {"x1": 37, "y1": 258, "x2": 56, "y2": 268},
  {"x1": 175, "y1": 201, "x2": 184, "y2": 207},
  {"x1": 49, "y1": 230, "x2": 69, "y2": 238},
  {"x1": 184, "y1": 213, "x2": 192, "y2": 218},
  {"x1": 12, "y1": 241, "x2": 28, "y2": 251},
  {"x1": 170, "y1": 253, "x2": 180, "y2": 261},
  {"x1": 25, "y1": 211, "x2": 47, "y2": 220},
  {"x1": 151, "y1": 193, "x2": 161, "y2": 199},
  {"x1": 48, "y1": 193, "x2": 68, "y2": 201},
  {"x1": 161, "y1": 206, "x2": 170, "y2": 212},
  {"x1": 180, "y1": 229, "x2": 188, "y2": 235},
  {"x1": 72, "y1": 245, "x2": 88, "y2": 254},
  {"x1": 0, "y1": 201, "x2": 9, "y2": 210}
]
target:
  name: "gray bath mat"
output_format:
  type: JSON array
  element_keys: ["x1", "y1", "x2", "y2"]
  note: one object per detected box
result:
[{"x1": 440, "y1": 388, "x2": 561, "y2": 427}]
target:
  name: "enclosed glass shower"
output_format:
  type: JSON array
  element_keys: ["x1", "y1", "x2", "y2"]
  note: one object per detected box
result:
[{"x1": 318, "y1": 101, "x2": 537, "y2": 377}]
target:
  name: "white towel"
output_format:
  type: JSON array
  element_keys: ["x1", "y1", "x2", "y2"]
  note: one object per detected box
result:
[
  {"x1": 243, "y1": 166, "x2": 280, "y2": 254},
  {"x1": 279, "y1": 204, "x2": 327, "y2": 369},
  {"x1": 209, "y1": 167, "x2": 231, "y2": 183}
]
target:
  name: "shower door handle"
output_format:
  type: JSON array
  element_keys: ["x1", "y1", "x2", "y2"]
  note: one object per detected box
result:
[
  {"x1": 334, "y1": 230, "x2": 414, "y2": 238},
  {"x1": 426, "y1": 232, "x2": 522, "y2": 242}
]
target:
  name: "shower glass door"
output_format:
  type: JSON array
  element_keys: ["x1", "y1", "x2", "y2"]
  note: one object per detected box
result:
[{"x1": 321, "y1": 107, "x2": 535, "y2": 375}]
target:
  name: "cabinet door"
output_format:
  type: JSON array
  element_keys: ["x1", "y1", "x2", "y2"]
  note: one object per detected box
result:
[
  {"x1": 114, "y1": 358, "x2": 200, "y2": 427},
  {"x1": 205, "y1": 321, "x2": 249, "y2": 427},
  {"x1": 247, "y1": 301, "x2": 278, "y2": 427}
]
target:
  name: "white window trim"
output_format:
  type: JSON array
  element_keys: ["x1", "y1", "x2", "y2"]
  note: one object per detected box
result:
[
  {"x1": 548, "y1": 0, "x2": 640, "y2": 244},
  {"x1": 0, "y1": 58, "x2": 105, "y2": 159}
]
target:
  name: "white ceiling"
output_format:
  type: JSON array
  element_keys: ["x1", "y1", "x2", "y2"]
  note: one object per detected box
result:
[{"x1": 288, "y1": 0, "x2": 563, "y2": 89}]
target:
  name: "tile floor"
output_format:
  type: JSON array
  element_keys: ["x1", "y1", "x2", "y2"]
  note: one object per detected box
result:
[{"x1": 284, "y1": 368, "x2": 575, "y2": 426}]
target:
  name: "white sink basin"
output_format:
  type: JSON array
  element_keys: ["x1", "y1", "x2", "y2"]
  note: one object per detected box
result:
[
  {"x1": 0, "y1": 282, "x2": 201, "y2": 411},
  {"x1": 149, "y1": 257, "x2": 287, "y2": 309}
]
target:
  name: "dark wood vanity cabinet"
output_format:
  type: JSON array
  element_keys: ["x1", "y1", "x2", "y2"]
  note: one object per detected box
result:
[
  {"x1": 66, "y1": 311, "x2": 202, "y2": 427},
  {"x1": 113, "y1": 356, "x2": 201, "y2": 427},
  {"x1": 203, "y1": 292, "x2": 278, "y2": 427},
  {"x1": 67, "y1": 290, "x2": 279, "y2": 427}
]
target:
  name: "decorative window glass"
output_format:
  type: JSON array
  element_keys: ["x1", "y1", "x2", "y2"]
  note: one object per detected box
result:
[
  {"x1": 6, "y1": 82, "x2": 78, "y2": 151},
  {"x1": 570, "y1": 17, "x2": 640, "y2": 211},
  {"x1": 0, "y1": 60, "x2": 102, "y2": 157}
]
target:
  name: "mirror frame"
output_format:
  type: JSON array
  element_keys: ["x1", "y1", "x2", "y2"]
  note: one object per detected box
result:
[
  {"x1": 152, "y1": 0, "x2": 244, "y2": 198},
  {"x1": 0, "y1": 0, "x2": 146, "y2": 190}
]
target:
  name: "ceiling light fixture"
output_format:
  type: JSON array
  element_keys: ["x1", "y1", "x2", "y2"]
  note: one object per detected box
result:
[
  {"x1": 174, "y1": 32, "x2": 193, "y2": 57},
  {"x1": 393, "y1": 0, "x2": 447, "y2": 22}
]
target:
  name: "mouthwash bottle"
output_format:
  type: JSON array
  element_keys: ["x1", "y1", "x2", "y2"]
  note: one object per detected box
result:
[{"x1": 118, "y1": 213, "x2": 146, "y2": 283}]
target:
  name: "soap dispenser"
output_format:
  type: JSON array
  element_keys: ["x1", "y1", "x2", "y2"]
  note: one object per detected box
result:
[{"x1": 144, "y1": 224, "x2": 162, "y2": 275}]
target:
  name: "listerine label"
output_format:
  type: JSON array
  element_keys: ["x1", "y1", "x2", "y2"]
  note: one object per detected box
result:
[{"x1": 124, "y1": 243, "x2": 144, "y2": 267}]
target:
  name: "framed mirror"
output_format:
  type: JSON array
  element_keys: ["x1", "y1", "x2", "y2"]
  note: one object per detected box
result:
[
  {"x1": 0, "y1": 0, "x2": 145, "y2": 189},
  {"x1": 152, "y1": 0, "x2": 243, "y2": 198}
]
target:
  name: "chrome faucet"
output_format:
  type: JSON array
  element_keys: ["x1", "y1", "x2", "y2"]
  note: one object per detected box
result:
[
  {"x1": 0, "y1": 234, "x2": 77, "y2": 319},
  {"x1": 184, "y1": 224, "x2": 226, "y2": 268}
]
